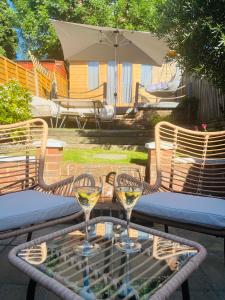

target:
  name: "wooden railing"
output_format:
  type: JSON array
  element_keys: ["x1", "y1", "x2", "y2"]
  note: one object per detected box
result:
[
  {"x1": 69, "y1": 82, "x2": 107, "y2": 100},
  {"x1": 0, "y1": 56, "x2": 68, "y2": 98}
]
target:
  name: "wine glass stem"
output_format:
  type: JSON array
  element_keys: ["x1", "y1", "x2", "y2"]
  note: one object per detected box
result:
[
  {"x1": 85, "y1": 210, "x2": 91, "y2": 244},
  {"x1": 126, "y1": 209, "x2": 132, "y2": 241}
]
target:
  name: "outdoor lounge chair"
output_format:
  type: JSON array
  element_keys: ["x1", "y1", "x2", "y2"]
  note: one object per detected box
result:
[
  {"x1": 116, "y1": 122, "x2": 225, "y2": 257},
  {"x1": 135, "y1": 67, "x2": 187, "y2": 110},
  {"x1": 0, "y1": 118, "x2": 92, "y2": 240}
]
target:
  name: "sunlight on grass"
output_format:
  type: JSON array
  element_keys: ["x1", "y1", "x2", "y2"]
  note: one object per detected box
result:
[{"x1": 63, "y1": 148, "x2": 147, "y2": 165}]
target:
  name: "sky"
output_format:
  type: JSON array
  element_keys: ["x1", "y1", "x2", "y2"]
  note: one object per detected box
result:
[{"x1": 7, "y1": 0, "x2": 26, "y2": 59}]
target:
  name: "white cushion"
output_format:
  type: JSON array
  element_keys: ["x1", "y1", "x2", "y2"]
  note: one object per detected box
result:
[
  {"x1": 134, "y1": 192, "x2": 225, "y2": 229},
  {"x1": 146, "y1": 82, "x2": 168, "y2": 92},
  {"x1": 0, "y1": 190, "x2": 80, "y2": 231},
  {"x1": 99, "y1": 105, "x2": 114, "y2": 120}
]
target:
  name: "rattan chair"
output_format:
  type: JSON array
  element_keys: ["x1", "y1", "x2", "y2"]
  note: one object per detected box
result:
[
  {"x1": 116, "y1": 121, "x2": 225, "y2": 257},
  {"x1": 0, "y1": 118, "x2": 91, "y2": 240}
]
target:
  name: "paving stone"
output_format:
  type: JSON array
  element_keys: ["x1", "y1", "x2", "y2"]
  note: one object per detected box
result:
[
  {"x1": 0, "y1": 283, "x2": 26, "y2": 300},
  {"x1": 36, "y1": 286, "x2": 61, "y2": 300},
  {"x1": 94, "y1": 153, "x2": 127, "y2": 160},
  {"x1": 0, "y1": 246, "x2": 28, "y2": 285}
]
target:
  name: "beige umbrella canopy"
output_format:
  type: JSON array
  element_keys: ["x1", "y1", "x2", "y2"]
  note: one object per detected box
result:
[
  {"x1": 51, "y1": 20, "x2": 169, "y2": 66},
  {"x1": 51, "y1": 20, "x2": 169, "y2": 106}
]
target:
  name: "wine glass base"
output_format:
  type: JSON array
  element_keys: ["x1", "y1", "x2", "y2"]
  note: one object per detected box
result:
[
  {"x1": 74, "y1": 243, "x2": 100, "y2": 257},
  {"x1": 115, "y1": 240, "x2": 142, "y2": 254}
]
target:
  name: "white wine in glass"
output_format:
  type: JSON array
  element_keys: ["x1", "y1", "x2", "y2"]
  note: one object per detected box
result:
[
  {"x1": 115, "y1": 184, "x2": 142, "y2": 253},
  {"x1": 116, "y1": 187, "x2": 142, "y2": 210},
  {"x1": 74, "y1": 183, "x2": 102, "y2": 257},
  {"x1": 77, "y1": 187, "x2": 101, "y2": 211}
]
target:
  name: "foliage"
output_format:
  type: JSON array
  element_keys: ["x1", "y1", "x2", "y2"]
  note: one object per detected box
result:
[
  {"x1": 13, "y1": 0, "x2": 164, "y2": 59},
  {"x1": 172, "y1": 96, "x2": 199, "y2": 124},
  {"x1": 0, "y1": 1, "x2": 17, "y2": 59},
  {"x1": 148, "y1": 111, "x2": 172, "y2": 127},
  {"x1": 112, "y1": 0, "x2": 162, "y2": 31},
  {"x1": 0, "y1": 80, "x2": 32, "y2": 124},
  {"x1": 155, "y1": 0, "x2": 225, "y2": 91},
  {"x1": 63, "y1": 148, "x2": 147, "y2": 165}
]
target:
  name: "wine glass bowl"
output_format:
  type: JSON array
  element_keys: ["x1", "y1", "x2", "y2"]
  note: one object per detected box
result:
[
  {"x1": 76, "y1": 186, "x2": 101, "y2": 211},
  {"x1": 115, "y1": 186, "x2": 142, "y2": 210},
  {"x1": 73, "y1": 174, "x2": 102, "y2": 257},
  {"x1": 115, "y1": 173, "x2": 143, "y2": 253}
]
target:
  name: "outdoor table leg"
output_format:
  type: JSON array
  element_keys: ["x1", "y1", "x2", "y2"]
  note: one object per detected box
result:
[
  {"x1": 181, "y1": 279, "x2": 190, "y2": 300},
  {"x1": 224, "y1": 238, "x2": 225, "y2": 263},
  {"x1": 59, "y1": 116, "x2": 66, "y2": 128},
  {"x1": 75, "y1": 116, "x2": 81, "y2": 129},
  {"x1": 26, "y1": 279, "x2": 37, "y2": 300},
  {"x1": 50, "y1": 117, "x2": 53, "y2": 128},
  {"x1": 82, "y1": 118, "x2": 88, "y2": 129}
]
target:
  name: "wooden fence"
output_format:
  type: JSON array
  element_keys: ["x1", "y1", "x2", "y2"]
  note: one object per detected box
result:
[
  {"x1": 188, "y1": 76, "x2": 225, "y2": 121},
  {"x1": 55, "y1": 72, "x2": 69, "y2": 98},
  {"x1": 0, "y1": 56, "x2": 68, "y2": 98}
]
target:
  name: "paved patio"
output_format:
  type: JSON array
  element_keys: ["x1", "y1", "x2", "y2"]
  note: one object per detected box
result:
[{"x1": 0, "y1": 223, "x2": 224, "y2": 300}]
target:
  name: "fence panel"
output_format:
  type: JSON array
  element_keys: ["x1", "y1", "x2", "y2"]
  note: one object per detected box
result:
[
  {"x1": 0, "y1": 56, "x2": 53, "y2": 98},
  {"x1": 188, "y1": 76, "x2": 225, "y2": 121},
  {"x1": 37, "y1": 70, "x2": 52, "y2": 98},
  {"x1": 55, "y1": 72, "x2": 68, "y2": 98}
]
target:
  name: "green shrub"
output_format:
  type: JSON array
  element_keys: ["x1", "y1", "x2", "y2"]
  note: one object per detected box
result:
[
  {"x1": 172, "y1": 96, "x2": 199, "y2": 123},
  {"x1": 0, "y1": 80, "x2": 32, "y2": 124},
  {"x1": 148, "y1": 112, "x2": 172, "y2": 127}
]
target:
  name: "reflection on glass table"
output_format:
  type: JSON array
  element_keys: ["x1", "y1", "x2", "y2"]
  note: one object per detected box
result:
[{"x1": 12, "y1": 219, "x2": 204, "y2": 300}]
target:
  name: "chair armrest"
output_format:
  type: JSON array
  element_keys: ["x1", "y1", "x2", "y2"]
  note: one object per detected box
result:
[
  {"x1": 115, "y1": 173, "x2": 155, "y2": 195},
  {"x1": 37, "y1": 174, "x2": 95, "y2": 196}
]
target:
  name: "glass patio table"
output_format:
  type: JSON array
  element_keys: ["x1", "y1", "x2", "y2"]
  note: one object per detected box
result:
[{"x1": 8, "y1": 217, "x2": 206, "y2": 300}]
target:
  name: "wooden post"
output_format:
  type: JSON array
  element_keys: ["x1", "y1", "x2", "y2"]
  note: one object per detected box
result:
[
  {"x1": 103, "y1": 82, "x2": 107, "y2": 100},
  {"x1": 134, "y1": 82, "x2": 139, "y2": 111},
  {"x1": 34, "y1": 69, "x2": 39, "y2": 97},
  {"x1": 4, "y1": 58, "x2": 8, "y2": 82},
  {"x1": 25, "y1": 70, "x2": 28, "y2": 90},
  {"x1": 15, "y1": 64, "x2": 19, "y2": 81}
]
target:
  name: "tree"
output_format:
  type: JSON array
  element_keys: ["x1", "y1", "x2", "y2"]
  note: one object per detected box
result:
[
  {"x1": 13, "y1": 0, "x2": 114, "y2": 59},
  {"x1": 155, "y1": 0, "x2": 225, "y2": 91},
  {"x1": 112, "y1": 0, "x2": 162, "y2": 32},
  {"x1": 0, "y1": 1, "x2": 17, "y2": 59},
  {"x1": 13, "y1": 0, "x2": 163, "y2": 59}
]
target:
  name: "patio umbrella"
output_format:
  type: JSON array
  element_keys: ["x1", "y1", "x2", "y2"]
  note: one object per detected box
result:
[{"x1": 51, "y1": 20, "x2": 169, "y2": 105}]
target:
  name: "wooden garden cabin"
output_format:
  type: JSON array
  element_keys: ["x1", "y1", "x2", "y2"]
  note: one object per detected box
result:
[{"x1": 69, "y1": 61, "x2": 174, "y2": 108}]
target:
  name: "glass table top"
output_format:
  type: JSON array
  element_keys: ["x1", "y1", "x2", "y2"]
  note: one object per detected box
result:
[{"x1": 17, "y1": 222, "x2": 198, "y2": 300}]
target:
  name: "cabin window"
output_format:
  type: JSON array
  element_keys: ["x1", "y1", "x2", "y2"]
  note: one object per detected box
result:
[
  {"x1": 140, "y1": 64, "x2": 152, "y2": 87},
  {"x1": 88, "y1": 61, "x2": 99, "y2": 90},
  {"x1": 106, "y1": 61, "x2": 116, "y2": 104},
  {"x1": 122, "y1": 62, "x2": 133, "y2": 103}
]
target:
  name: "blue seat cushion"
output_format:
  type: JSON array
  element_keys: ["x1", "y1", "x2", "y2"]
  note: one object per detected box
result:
[
  {"x1": 134, "y1": 192, "x2": 225, "y2": 229},
  {"x1": 0, "y1": 190, "x2": 81, "y2": 231}
]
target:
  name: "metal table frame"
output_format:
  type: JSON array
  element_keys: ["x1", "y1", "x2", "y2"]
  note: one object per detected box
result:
[{"x1": 9, "y1": 216, "x2": 207, "y2": 300}]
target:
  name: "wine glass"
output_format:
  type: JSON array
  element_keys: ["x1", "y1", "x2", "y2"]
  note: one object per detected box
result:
[
  {"x1": 115, "y1": 172, "x2": 143, "y2": 253},
  {"x1": 73, "y1": 173, "x2": 102, "y2": 257}
]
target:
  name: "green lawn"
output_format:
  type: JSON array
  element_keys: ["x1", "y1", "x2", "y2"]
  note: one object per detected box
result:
[{"x1": 63, "y1": 148, "x2": 147, "y2": 165}]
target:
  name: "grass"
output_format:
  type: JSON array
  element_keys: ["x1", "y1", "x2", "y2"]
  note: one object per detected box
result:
[{"x1": 63, "y1": 148, "x2": 147, "y2": 165}]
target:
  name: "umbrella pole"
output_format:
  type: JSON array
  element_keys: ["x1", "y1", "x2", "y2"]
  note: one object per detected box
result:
[{"x1": 114, "y1": 30, "x2": 119, "y2": 116}]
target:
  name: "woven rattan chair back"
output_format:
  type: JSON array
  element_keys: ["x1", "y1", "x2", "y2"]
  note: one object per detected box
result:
[
  {"x1": 0, "y1": 119, "x2": 48, "y2": 195},
  {"x1": 155, "y1": 122, "x2": 225, "y2": 198}
]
